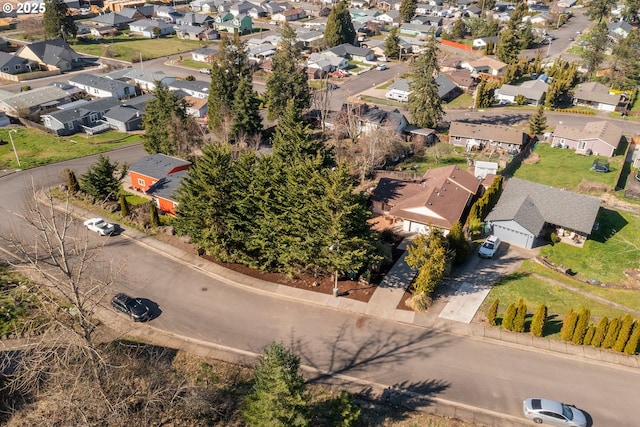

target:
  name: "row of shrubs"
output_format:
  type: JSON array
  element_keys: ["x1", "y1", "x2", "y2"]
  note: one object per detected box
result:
[
  {"x1": 561, "y1": 308, "x2": 640, "y2": 355},
  {"x1": 486, "y1": 299, "x2": 639, "y2": 355}
]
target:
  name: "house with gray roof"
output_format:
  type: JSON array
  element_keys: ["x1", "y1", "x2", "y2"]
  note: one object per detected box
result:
[
  {"x1": 0, "y1": 86, "x2": 71, "y2": 118},
  {"x1": 449, "y1": 121, "x2": 529, "y2": 153},
  {"x1": 572, "y1": 82, "x2": 621, "y2": 112},
  {"x1": 168, "y1": 79, "x2": 209, "y2": 98},
  {"x1": 68, "y1": 74, "x2": 135, "y2": 99},
  {"x1": 328, "y1": 43, "x2": 374, "y2": 62},
  {"x1": 385, "y1": 75, "x2": 461, "y2": 103},
  {"x1": 118, "y1": 5, "x2": 154, "y2": 20},
  {"x1": 176, "y1": 11, "x2": 215, "y2": 27},
  {"x1": 103, "y1": 105, "x2": 143, "y2": 132},
  {"x1": 191, "y1": 47, "x2": 217, "y2": 63},
  {"x1": 129, "y1": 153, "x2": 191, "y2": 193},
  {"x1": 146, "y1": 169, "x2": 189, "y2": 215},
  {"x1": 109, "y1": 69, "x2": 176, "y2": 92},
  {"x1": 41, "y1": 97, "x2": 120, "y2": 136},
  {"x1": 486, "y1": 177, "x2": 602, "y2": 248},
  {"x1": 0, "y1": 52, "x2": 33, "y2": 75},
  {"x1": 16, "y1": 38, "x2": 83, "y2": 72},
  {"x1": 551, "y1": 120, "x2": 623, "y2": 157},
  {"x1": 177, "y1": 24, "x2": 219, "y2": 40},
  {"x1": 90, "y1": 12, "x2": 135, "y2": 30},
  {"x1": 495, "y1": 79, "x2": 548, "y2": 106},
  {"x1": 129, "y1": 19, "x2": 176, "y2": 38}
]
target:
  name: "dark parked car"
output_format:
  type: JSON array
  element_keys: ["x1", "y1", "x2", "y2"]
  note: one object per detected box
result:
[{"x1": 111, "y1": 293, "x2": 150, "y2": 322}]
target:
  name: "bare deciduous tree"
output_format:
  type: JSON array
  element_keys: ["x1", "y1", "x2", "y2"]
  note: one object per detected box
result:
[{"x1": 311, "y1": 76, "x2": 334, "y2": 133}]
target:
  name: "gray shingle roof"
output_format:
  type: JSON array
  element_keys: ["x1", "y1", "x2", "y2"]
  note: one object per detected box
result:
[
  {"x1": 103, "y1": 105, "x2": 142, "y2": 122},
  {"x1": 20, "y1": 38, "x2": 81, "y2": 66},
  {"x1": 69, "y1": 74, "x2": 133, "y2": 92},
  {"x1": 147, "y1": 170, "x2": 188, "y2": 202},
  {"x1": 573, "y1": 82, "x2": 620, "y2": 106},
  {"x1": 497, "y1": 79, "x2": 548, "y2": 100},
  {"x1": 449, "y1": 121, "x2": 528, "y2": 145},
  {"x1": 45, "y1": 97, "x2": 120, "y2": 122},
  {"x1": 486, "y1": 177, "x2": 601, "y2": 235},
  {"x1": 130, "y1": 154, "x2": 191, "y2": 179}
]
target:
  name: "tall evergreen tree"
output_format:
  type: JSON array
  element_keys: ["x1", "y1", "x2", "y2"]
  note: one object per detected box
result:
[
  {"x1": 384, "y1": 27, "x2": 401, "y2": 60},
  {"x1": 264, "y1": 23, "x2": 311, "y2": 121},
  {"x1": 529, "y1": 104, "x2": 547, "y2": 136},
  {"x1": 587, "y1": 0, "x2": 616, "y2": 22},
  {"x1": 43, "y1": 0, "x2": 77, "y2": 40},
  {"x1": 231, "y1": 76, "x2": 262, "y2": 141},
  {"x1": 399, "y1": 0, "x2": 417, "y2": 22},
  {"x1": 242, "y1": 342, "x2": 310, "y2": 427},
  {"x1": 530, "y1": 304, "x2": 547, "y2": 337},
  {"x1": 581, "y1": 21, "x2": 609, "y2": 78},
  {"x1": 408, "y1": 37, "x2": 443, "y2": 129},
  {"x1": 324, "y1": 1, "x2": 356, "y2": 47},
  {"x1": 609, "y1": 28, "x2": 640, "y2": 89},
  {"x1": 142, "y1": 83, "x2": 190, "y2": 155},
  {"x1": 495, "y1": 27, "x2": 520, "y2": 64},
  {"x1": 446, "y1": 221, "x2": 470, "y2": 266},
  {"x1": 80, "y1": 155, "x2": 127, "y2": 202},
  {"x1": 208, "y1": 34, "x2": 252, "y2": 133}
]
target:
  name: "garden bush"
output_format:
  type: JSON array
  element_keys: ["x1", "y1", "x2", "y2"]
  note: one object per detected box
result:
[
  {"x1": 572, "y1": 306, "x2": 590, "y2": 345},
  {"x1": 613, "y1": 315, "x2": 635, "y2": 352},
  {"x1": 583, "y1": 324, "x2": 595, "y2": 345},
  {"x1": 560, "y1": 309, "x2": 577, "y2": 342},
  {"x1": 502, "y1": 302, "x2": 516, "y2": 331},
  {"x1": 513, "y1": 299, "x2": 527, "y2": 333},
  {"x1": 624, "y1": 322, "x2": 640, "y2": 355},
  {"x1": 530, "y1": 304, "x2": 547, "y2": 337},
  {"x1": 487, "y1": 298, "x2": 499, "y2": 326},
  {"x1": 602, "y1": 317, "x2": 622, "y2": 349},
  {"x1": 591, "y1": 317, "x2": 609, "y2": 347}
]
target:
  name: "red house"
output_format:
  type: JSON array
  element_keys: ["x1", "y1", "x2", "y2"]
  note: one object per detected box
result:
[
  {"x1": 128, "y1": 154, "x2": 191, "y2": 215},
  {"x1": 129, "y1": 154, "x2": 191, "y2": 192}
]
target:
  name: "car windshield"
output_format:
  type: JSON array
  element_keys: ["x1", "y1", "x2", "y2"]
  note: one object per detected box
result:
[
  {"x1": 483, "y1": 242, "x2": 495, "y2": 249},
  {"x1": 561, "y1": 403, "x2": 573, "y2": 420},
  {"x1": 96, "y1": 221, "x2": 107, "y2": 228}
]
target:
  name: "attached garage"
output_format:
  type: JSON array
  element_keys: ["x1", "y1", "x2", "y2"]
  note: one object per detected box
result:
[{"x1": 490, "y1": 220, "x2": 538, "y2": 249}]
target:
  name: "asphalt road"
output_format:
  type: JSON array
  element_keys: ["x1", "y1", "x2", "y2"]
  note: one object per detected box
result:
[{"x1": 1, "y1": 146, "x2": 639, "y2": 426}]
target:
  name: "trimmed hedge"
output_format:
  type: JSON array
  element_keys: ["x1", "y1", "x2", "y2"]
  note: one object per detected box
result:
[
  {"x1": 502, "y1": 302, "x2": 516, "y2": 331},
  {"x1": 560, "y1": 309, "x2": 577, "y2": 342},
  {"x1": 487, "y1": 298, "x2": 499, "y2": 326},
  {"x1": 530, "y1": 304, "x2": 547, "y2": 337}
]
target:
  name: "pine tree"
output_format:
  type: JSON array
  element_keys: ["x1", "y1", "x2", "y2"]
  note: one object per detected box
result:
[
  {"x1": 231, "y1": 76, "x2": 262, "y2": 141},
  {"x1": 581, "y1": 21, "x2": 609, "y2": 79},
  {"x1": 530, "y1": 304, "x2": 547, "y2": 337},
  {"x1": 583, "y1": 324, "x2": 596, "y2": 345},
  {"x1": 324, "y1": 1, "x2": 356, "y2": 47},
  {"x1": 487, "y1": 298, "x2": 499, "y2": 326},
  {"x1": 495, "y1": 27, "x2": 520, "y2": 64},
  {"x1": 142, "y1": 83, "x2": 190, "y2": 155},
  {"x1": 591, "y1": 317, "x2": 609, "y2": 347},
  {"x1": 399, "y1": 0, "x2": 417, "y2": 22},
  {"x1": 502, "y1": 302, "x2": 516, "y2": 331},
  {"x1": 613, "y1": 315, "x2": 635, "y2": 352},
  {"x1": 384, "y1": 27, "x2": 401, "y2": 60},
  {"x1": 560, "y1": 309, "x2": 577, "y2": 342},
  {"x1": 529, "y1": 104, "x2": 547, "y2": 136},
  {"x1": 329, "y1": 391, "x2": 362, "y2": 427},
  {"x1": 408, "y1": 37, "x2": 443, "y2": 129},
  {"x1": 406, "y1": 230, "x2": 448, "y2": 300},
  {"x1": 62, "y1": 168, "x2": 80, "y2": 193},
  {"x1": 242, "y1": 342, "x2": 310, "y2": 427},
  {"x1": 264, "y1": 23, "x2": 311, "y2": 121},
  {"x1": 572, "y1": 306, "x2": 591, "y2": 345},
  {"x1": 513, "y1": 299, "x2": 527, "y2": 333},
  {"x1": 446, "y1": 221, "x2": 470, "y2": 266},
  {"x1": 602, "y1": 317, "x2": 622, "y2": 349},
  {"x1": 43, "y1": 0, "x2": 77, "y2": 40},
  {"x1": 624, "y1": 321, "x2": 640, "y2": 355},
  {"x1": 80, "y1": 155, "x2": 127, "y2": 203}
]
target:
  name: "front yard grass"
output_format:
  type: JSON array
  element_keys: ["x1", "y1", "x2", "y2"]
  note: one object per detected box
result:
[
  {"x1": 0, "y1": 127, "x2": 141, "y2": 170},
  {"x1": 444, "y1": 93, "x2": 474, "y2": 110},
  {"x1": 540, "y1": 208, "x2": 640, "y2": 285},
  {"x1": 70, "y1": 35, "x2": 206, "y2": 61},
  {"x1": 513, "y1": 141, "x2": 623, "y2": 191}
]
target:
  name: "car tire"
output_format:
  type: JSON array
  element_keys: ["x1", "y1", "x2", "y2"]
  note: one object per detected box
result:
[{"x1": 533, "y1": 418, "x2": 543, "y2": 424}]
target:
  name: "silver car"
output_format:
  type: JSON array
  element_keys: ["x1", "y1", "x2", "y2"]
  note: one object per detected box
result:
[{"x1": 523, "y1": 398, "x2": 587, "y2": 427}]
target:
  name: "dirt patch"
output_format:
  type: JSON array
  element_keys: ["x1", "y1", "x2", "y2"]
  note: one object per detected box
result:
[
  {"x1": 522, "y1": 152, "x2": 539, "y2": 164},
  {"x1": 575, "y1": 179, "x2": 612, "y2": 193}
]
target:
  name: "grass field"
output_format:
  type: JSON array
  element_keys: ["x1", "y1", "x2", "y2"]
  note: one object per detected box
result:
[
  {"x1": 540, "y1": 208, "x2": 640, "y2": 285},
  {"x1": 513, "y1": 141, "x2": 623, "y2": 190},
  {"x1": 70, "y1": 34, "x2": 206, "y2": 62},
  {"x1": 0, "y1": 128, "x2": 142, "y2": 170}
]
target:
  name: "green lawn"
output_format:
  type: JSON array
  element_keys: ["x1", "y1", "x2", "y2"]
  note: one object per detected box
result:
[
  {"x1": 444, "y1": 93, "x2": 474, "y2": 110},
  {"x1": 513, "y1": 142, "x2": 623, "y2": 190},
  {"x1": 540, "y1": 208, "x2": 640, "y2": 285},
  {"x1": 70, "y1": 35, "x2": 206, "y2": 62},
  {"x1": 0, "y1": 128, "x2": 141, "y2": 170}
]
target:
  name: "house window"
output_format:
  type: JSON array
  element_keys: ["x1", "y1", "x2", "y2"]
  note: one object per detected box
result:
[
  {"x1": 124, "y1": 87, "x2": 130, "y2": 96},
  {"x1": 1, "y1": 67, "x2": 8, "y2": 72},
  {"x1": 89, "y1": 113, "x2": 97, "y2": 123},
  {"x1": 66, "y1": 123, "x2": 74, "y2": 130},
  {"x1": 577, "y1": 140, "x2": 586, "y2": 150},
  {"x1": 14, "y1": 65, "x2": 21, "y2": 71},
  {"x1": 137, "y1": 178, "x2": 145, "y2": 186}
]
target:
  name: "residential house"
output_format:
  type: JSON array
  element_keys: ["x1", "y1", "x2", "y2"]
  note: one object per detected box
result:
[
  {"x1": 385, "y1": 78, "x2": 411, "y2": 102},
  {"x1": 495, "y1": 79, "x2": 548, "y2": 106},
  {"x1": 378, "y1": 0, "x2": 401, "y2": 11},
  {"x1": 129, "y1": 153, "x2": 191, "y2": 193},
  {"x1": 215, "y1": 13, "x2": 253, "y2": 34},
  {"x1": 191, "y1": 47, "x2": 217, "y2": 63},
  {"x1": 247, "y1": 43, "x2": 277, "y2": 63},
  {"x1": 154, "y1": 5, "x2": 183, "y2": 23},
  {"x1": 385, "y1": 76, "x2": 460, "y2": 103},
  {"x1": 447, "y1": 68, "x2": 476, "y2": 93},
  {"x1": 370, "y1": 165, "x2": 481, "y2": 233},
  {"x1": 461, "y1": 56, "x2": 507, "y2": 77},
  {"x1": 465, "y1": 6, "x2": 482, "y2": 17},
  {"x1": 183, "y1": 95, "x2": 208, "y2": 117},
  {"x1": 307, "y1": 53, "x2": 348, "y2": 73},
  {"x1": 472, "y1": 36, "x2": 499, "y2": 50},
  {"x1": 608, "y1": 21, "x2": 632, "y2": 40},
  {"x1": 118, "y1": 5, "x2": 154, "y2": 20},
  {"x1": 168, "y1": 79, "x2": 209, "y2": 98},
  {"x1": 0, "y1": 86, "x2": 71, "y2": 118},
  {"x1": 0, "y1": 52, "x2": 33, "y2": 75},
  {"x1": 128, "y1": 19, "x2": 176, "y2": 37},
  {"x1": 272, "y1": 8, "x2": 307, "y2": 22},
  {"x1": 572, "y1": 81, "x2": 622, "y2": 112},
  {"x1": 68, "y1": 74, "x2": 135, "y2": 99},
  {"x1": 328, "y1": 43, "x2": 374, "y2": 62},
  {"x1": 41, "y1": 97, "x2": 120, "y2": 136},
  {"x1": 529, "y1": 12, "x2": 553, "y2": 25},
  {"x1": 106, "y1": 69, "x2": 176, "y2": 92},
  {"x1": 90, "y1": 26, "x2": 119, "y2": 38},
  {"x1": 16, "y1": 38, "x2": 83, "y2": 72},
  {"x1": 474, "y1": 161, "x2": 498, "y2": 179},
  {"x1": 147, "y1": 169, "x2": 189, "y2": 215},
  {"x1": 376, "y1": 10, "x2": 402, "y2": 25},
  {"x1": 103, "y1": 105, "x2": 144, "y2": 131},
  {"x1": 448, "y1": 121, "x2": 529, "y2": 153},
  {"x1": 358, "y1": 105, "x2": 408, "y2": 135},
  {"x1": 89, "y1": 12, "x2": 134, "y2": 30},
  {"x1": 189, "y1": 0, "x2": 217, "y2": 12},
  {"x1": 176, "y1": 11, "x2": 215, "y2": 27},
  {"x1": 177, "y1": 24, "x2": 219, "y2": 40},
  {"x1": 485, "y1": 177, "x2": 601, "y2": 248},
  {"x1": 399, "y1": 23, "x2": 437, "y2": 37},
  {"x1": 551, "y1": 121, "x2": 623, "y2": 157},
  {"x1": 229, "y1": 0, "x2": 254, "y2": 16}
]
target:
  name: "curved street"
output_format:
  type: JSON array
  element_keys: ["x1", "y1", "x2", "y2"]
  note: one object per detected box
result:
[{"x1": 1, "y1": 145, "x2": 639, "y2": 426}]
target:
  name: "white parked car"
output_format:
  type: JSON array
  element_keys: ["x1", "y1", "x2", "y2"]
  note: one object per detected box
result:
[
  {"x1": 376, "y1": 64, "x2": 388, "y2": 71},
  {"x1": 84, "y1": 218, "x2": 115, "y2": 236},
  {"x1": 523, "y1": 398, "x2": 587, "y2": 427},
  {"x1": 478, "y1": 235, "x2": 501, "y2": 258}
]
